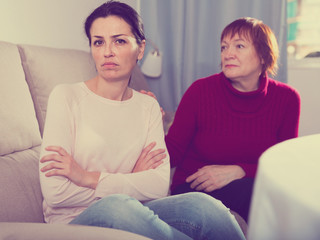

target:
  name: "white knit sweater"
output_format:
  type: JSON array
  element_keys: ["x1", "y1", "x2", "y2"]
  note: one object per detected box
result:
[{"x1": 40, "y1": 82, "x2": 170, "y2": 223}]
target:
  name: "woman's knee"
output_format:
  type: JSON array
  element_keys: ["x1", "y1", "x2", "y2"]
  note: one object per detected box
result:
[
  {"x1": 93, "y1": 194, "x2": 147, "y2": 218},
  {"x1": 71, "y1": 194, "x2": 141, "y2": 226},
  {"x1": 166, "y1": 192, "x2": 241, "y2": 239},
  {"x1": 182, "y1": 192, "x2": 228, "y2": 211},
  {"x1": 166, "y1": 192, "x2": 230, "y2": 224}
]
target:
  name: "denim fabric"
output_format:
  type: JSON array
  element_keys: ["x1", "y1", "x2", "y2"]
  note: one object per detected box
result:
[
  {"x1": 70, "y1": 192, "x2": 245, "y2": 240},
  {"x1": 173, "y1": 178, "x2": 254, "y2": 222}
]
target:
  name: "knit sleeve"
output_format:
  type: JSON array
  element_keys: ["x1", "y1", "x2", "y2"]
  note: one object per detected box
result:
[
  {"x1": 277, "y1": 88, "x2": 301, "y2": 141},
  {"x1": 39, "y1": 85, "x2": 96, "y2": 208},
  {"x1": 165, "y1": 81, "x2": 199, "y2": 167},
  {"x1": 237, "y1": 163, "x2": 257, "y2": 178}
]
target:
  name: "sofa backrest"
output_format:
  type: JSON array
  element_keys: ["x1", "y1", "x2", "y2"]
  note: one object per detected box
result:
[
  {"x1": 0, "y1": 41, "x2": 42, "y2": 156},
  {"x1": 0, "y1": 41, "x2": 44, "y2": 222},
  {"x1": 18, "y1": 44, "x2": 97, "y2": 136}
]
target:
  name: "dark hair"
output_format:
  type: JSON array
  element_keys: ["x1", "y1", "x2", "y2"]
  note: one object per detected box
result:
[
  {"x1": 84, "y1": 0, "x2": 145, "y2": 46},
  {"x1": 221, "y1": 17, "x2": 279, "y2": 76}
]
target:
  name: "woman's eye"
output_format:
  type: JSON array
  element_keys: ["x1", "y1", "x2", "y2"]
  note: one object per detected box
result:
[
  {"x1": 237, "y1": 44, "x2": 244, "y2": 49},
  {"x1": 221, "y1": 46, "x2": 227, "y2": 52},
  {"x1": 115, "y1": 39, "x2": 126, "y2": 44},
  {"x1": 93, "y1": 40, "x2": 104, "y2": 46}
]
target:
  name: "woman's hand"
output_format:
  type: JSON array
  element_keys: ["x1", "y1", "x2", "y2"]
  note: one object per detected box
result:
[
  {"x1": 40, "y1": 146, "x2": 100, "y2": 189},
  {"x1": 186, "y1": 165, "x2": 245, "y2": 192},
  {"x1": 140, "y1": 90, "x2": 165, "y2": 118},
  {"x1": 133, "y1": 142, "x2": 166, "y2": 173}
]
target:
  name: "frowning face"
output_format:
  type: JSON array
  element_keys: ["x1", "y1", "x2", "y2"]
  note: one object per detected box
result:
[{"x1": 90, "y1": 16, "x2": 145, "y2": 82}]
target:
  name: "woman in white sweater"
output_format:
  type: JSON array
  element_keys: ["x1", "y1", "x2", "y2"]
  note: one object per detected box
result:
[{"x1": 39, "y1": 1, "x2": 245, "y2": 239}]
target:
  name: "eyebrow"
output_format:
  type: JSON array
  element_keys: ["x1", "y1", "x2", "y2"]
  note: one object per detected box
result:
[
  {"x1": 234, "y1": 38, "x2": 246, "y2": 42},
  {"x1": 221, "y1": 38, "x2": 246, "y2": 44},
  {"x1": 92, "y1": 34, "x2": 129, "y2": 39}
]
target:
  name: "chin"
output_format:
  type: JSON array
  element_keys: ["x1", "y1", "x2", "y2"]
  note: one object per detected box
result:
[
  {"x1": 102, "y1": 74, "x2": 131, "y2": 82},
  {"x1": 223, "y1": 71, "x2": 236, "y2": 79}
]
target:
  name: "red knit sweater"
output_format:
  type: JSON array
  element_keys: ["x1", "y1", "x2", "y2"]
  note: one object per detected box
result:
[{"x1": 166, "y1": 72, "x2": 300, "y2": 192}]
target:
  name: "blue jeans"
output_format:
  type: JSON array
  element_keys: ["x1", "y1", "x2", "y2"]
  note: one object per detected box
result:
[
  {"x1": 173, "y1": 178, "x2": 254, "y2": 222},
  {"x1": 70, "y1": 192, "x2": 245, "y2": 240}
]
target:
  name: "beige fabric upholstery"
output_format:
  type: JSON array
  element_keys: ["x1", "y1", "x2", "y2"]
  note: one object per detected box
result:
[
  {"x1": 0, "y1": 223, "x2": 151, "y2": 240},
  {"x1": 0, "y1": 41, "x2": 41, "y2": 156},
  {"x1": 0, "y1": 146, "x2": 44, "y2": 222},
  {"x1": 18, "y1": 44, "x2": 97, "y2": 136},
  {"x1": 130, "y1": 64, "x2": 150, "y2": 91},
  {"x1": 231, "y1": 210, "x2": 248, "y2": 237}
]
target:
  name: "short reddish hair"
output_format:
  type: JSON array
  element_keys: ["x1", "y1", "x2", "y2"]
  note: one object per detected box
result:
[{"x1": 221, "y1": 17, "x2": 279, "y2": 77}]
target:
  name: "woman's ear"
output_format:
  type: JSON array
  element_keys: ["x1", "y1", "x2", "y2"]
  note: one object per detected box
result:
[{"x1": 137, "y1": 40, "x2": 146, "y2": 61}]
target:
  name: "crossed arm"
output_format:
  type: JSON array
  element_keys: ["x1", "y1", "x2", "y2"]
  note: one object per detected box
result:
[{"x1": 40, "y1": 142, "x2": 166, "y2": 190}]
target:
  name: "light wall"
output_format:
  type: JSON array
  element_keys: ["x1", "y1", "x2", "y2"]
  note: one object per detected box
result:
[
  {"x1": 0, "y1": 0, "x2": 137, "y2": 52},
  {"x1": 288, "y1": 59, "x2": 320, "y2": 137}
]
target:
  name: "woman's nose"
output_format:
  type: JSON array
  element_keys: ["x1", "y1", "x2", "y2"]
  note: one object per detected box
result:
[
  {"x1": 104, "y1": 43, "x2": 115, "y2": 57},
  {"x1": 223, "y1": 47, "x2": 235, "y2": 59}
]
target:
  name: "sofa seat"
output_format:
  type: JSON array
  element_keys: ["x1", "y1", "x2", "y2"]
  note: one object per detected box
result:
[{"x1": 0, "y1": 222, "x2": 150, "y2": 240}]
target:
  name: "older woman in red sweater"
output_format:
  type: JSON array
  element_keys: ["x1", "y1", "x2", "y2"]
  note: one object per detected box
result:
[{"x1": 166, "y1": 17, "x2": 301, "y2": 222}]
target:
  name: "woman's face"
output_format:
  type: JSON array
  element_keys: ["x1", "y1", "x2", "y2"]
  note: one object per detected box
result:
[
  {"x1": 90, "y1": 16, "x2": 145, "y2": 82},
  {"x1": 221, "y1": 33, "x2": 263, "y2": 85}
]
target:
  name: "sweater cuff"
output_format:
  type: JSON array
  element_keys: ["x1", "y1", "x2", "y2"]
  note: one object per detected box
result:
[{"x1": 237, "y1": 163, "x2": 257, "y2": 178}]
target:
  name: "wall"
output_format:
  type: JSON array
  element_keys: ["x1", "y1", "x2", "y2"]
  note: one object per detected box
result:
[
  {"x1": 287, "y1": 58, "x2": 320, "y2": 136},
  {"x1": 0, "y1": 0, "x2": 137, "y2": 52}
]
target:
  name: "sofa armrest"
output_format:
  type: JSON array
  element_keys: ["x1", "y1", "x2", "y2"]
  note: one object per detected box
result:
[
  {"x1": 230, "y1": 210, "x2": 248, "y2": 237},
  {"x1": 0, "y1": 222, "x2": 151, "y2": 240}
]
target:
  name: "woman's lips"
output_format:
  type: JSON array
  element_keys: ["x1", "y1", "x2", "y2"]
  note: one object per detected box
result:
[
  {"x1": 224, "y1": 64, "x2": 238, "y2": 68},
  {"x1": 101, "y1": 62, "x2": 118, "y2": 69},
  {"x1": 102, "y1": 62, "x2": 118, "y2": 66}
]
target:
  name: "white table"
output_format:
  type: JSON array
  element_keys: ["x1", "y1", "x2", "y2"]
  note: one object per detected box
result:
[{"x1": 248, "y1": 134, "x2": 320, "y2": 240}]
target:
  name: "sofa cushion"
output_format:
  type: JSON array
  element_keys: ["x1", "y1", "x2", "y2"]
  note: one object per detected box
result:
[
  {"x1": 130, "y1": 64, "x2": 150, "y2": 92},
  {"x1": 0, "y1": 146, "x2": 44, "y2": 222},
  {"x1": 0, "y1": 222, "x2": 151, "y2": 240},
  {"x1": 0, "y1": 41, "x2": 42, "y2": 156},
  {"x1": 18, "y1": 44, "x2": 97, "y2": 136}
]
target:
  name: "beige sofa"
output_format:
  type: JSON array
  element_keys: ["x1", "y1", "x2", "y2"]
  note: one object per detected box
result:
[
  {"x1": 0, "y1": 40, "x2": 247, "y2": 239},
  {"x1": 0, "y1": 40, "x2": 152, "y2": 239}
]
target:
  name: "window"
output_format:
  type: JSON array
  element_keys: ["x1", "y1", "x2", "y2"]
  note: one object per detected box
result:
[{"x1": 287, "y1": 0, "x2": 320, "y2": 59}]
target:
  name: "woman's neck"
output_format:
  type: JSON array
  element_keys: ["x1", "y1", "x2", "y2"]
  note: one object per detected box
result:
[
  {"x1": 229, "y1": 76, "x2": 260, "y2": 92},
  {"x1": 86, "y1": 76, "x2": 132, "y2": 101}
]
